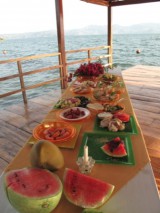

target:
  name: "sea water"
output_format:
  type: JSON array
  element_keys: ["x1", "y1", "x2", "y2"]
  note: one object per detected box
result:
[{"x1": 0, "y1": 34, "x2": 160, "y2": 108}]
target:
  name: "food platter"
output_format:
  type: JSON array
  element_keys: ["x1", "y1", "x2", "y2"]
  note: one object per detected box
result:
[
  {"x1": 53, "y1": 97, "x2": 81, "y2": 109},
  {"x1": 59, "y1": 107, "x2": 90, "y2": 121},
  {"x1": 92, "y1": 89, "x2": 120, "y2": 104},
  {"x1": 94, "y1": 115, "x2": 138, "y2": 134},
  {"x1": 78, "y1": 132, "x2": 135, "y2": 165},
  {"x1": 70, "y1": 86, "x2": 92, "y2": 94},
  {"x1": 33, "y1": 121, "x2": 76, "y2": 143}
]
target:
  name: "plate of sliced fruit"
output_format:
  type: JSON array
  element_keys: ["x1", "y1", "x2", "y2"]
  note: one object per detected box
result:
[
  {"x1": 78, "y1": 132, "x2": 135, "y2": 165},
  {"x1": 59, "y1": 107, "x2": 90, "y2": 121},
  {"x1": 33, "y1": 121, "x2": 76, "y2": 143}
]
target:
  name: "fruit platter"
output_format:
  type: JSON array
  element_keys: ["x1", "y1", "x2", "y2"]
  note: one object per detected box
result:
[
  {"x1": 33, "y1": 121, "x2": 76, "y2": 143},
  {"x1": 59, "y1": 107, "x2": 90, "y2": 121},
  {"x1": 78, "y1": 132, "x2": 135, "y2": 165}
]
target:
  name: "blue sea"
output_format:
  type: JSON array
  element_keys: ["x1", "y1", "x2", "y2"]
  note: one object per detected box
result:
[{"x1": 0, "y1": 34, "x2": 160, "y2": 108}]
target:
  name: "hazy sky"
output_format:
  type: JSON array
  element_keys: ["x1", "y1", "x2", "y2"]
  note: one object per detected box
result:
[{"x1": 0, "y1": 0, "x2": 160, "y2": 34}]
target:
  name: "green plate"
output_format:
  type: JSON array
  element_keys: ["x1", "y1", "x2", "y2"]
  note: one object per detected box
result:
[
  {"x1": 78, "y1": 132, "x2": 135, "y2": 165},
  {"x1": 94, "y1": 115, "x2": 138, "y2": 134}
]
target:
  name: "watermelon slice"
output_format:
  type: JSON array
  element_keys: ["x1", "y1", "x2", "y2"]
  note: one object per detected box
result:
[
  {"x1": 101, "y1": 137, "x2": 127, "y2": 157},
  {"x1": 4, "y1": 168, "x2": 62, "y2": 213},
  {"x1": 63, "y1": 168, "x2": 114, "y2": 208}
]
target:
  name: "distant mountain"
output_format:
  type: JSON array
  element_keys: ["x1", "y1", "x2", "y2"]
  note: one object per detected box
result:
[
  {"x1": 113, "y1": 23, "x2": 160, "y2": 34},
  {"x1": 65, "y1": 25, "x2": 107, "y2": 35},
  {"x1": 0, "y1": 30, "x2": 57, "y2": 40},
  {"x1": 1, "y1": 23, "x2": 160, "y2": 39},
  {"x1": 66, "y1": 23, "x2": 160, "y2": 35}
]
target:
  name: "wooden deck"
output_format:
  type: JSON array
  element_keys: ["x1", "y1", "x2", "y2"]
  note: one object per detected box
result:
[
  {"x1": 0, "y1": 65, "x2": 160, "y2": 192},
  {"x1": 122, "y1": 65, "x2": 160, "y2": 192}
]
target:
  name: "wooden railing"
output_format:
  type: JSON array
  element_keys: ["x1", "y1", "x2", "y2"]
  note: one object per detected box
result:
[
  {"x1": 66, "y1": 45, "x2": 111, "y2": 67},
  {"x1": 0, "y1": 45, "x2": 111, "y2": 104}
]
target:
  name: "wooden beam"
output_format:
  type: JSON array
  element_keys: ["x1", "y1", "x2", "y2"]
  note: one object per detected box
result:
[
  {"x1": 55, "y1": 0, "x2": 67, "y2": 89},
  {"x1": 81, "y1": 0, "x2": 160, "y2": 7},
  {"x1": 107, "y1": 6, "x2": 112, "y2": 66},
  {"x1": 81, "y1": 0, "x2": 109, "y2": 6},
  {"x1": 110, "y1": 0, "x2": 160, "y2": 7}
]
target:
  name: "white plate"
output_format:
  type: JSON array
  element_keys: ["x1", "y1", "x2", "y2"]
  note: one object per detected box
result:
[{"x1": 59, "y1": 107, "x2": 90, "y2": 121}]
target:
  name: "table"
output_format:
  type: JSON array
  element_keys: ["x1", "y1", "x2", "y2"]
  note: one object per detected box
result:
[{"x1": 0, "y1": 76, "x2": 160, "y2": 213}]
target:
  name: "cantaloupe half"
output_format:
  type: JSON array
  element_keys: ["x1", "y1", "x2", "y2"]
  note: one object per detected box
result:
[{"x1": 30, "y1": 140, "x2": 64, "y2": 171}]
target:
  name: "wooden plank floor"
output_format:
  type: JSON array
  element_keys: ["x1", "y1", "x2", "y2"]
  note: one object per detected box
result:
[
  {"x1": 122, "y1": 65, "x2": 160, "y2": 192},
  {"x1": 0, "y1": 65, "x2": 160, "y2": 193}
]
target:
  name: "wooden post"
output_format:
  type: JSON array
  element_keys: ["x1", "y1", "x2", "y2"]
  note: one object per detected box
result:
[
  {"x1": 55, "y1": 0, "x2": 68, "y2": 89},
  {"x1": 17, "y1": 61, "x2": 27, "y2": 104},
  {"x1": 107, "y1": 6, "x2": 113, "y2": 67},
  {"x1": 88, "y1": 50, "x2": 91, "y2": 63}
]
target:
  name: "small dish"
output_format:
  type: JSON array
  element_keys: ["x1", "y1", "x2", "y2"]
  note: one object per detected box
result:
[
  {"x1": 103, "y1": 103, "x2": 125, "y2": 114},
  {"x1": 59, "y1": 107, "x2": 90, "y2": 121},
  {"x1": 33, "y1": 121, "x2": 76, "y2": 143},
  {"x1": 87, "y1": 102, "x2": 104, "y2": 115}
]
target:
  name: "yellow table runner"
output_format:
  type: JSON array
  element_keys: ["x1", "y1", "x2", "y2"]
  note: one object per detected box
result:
[{"x1": 5, "y1": 78, "x2": 150, "y2": 213}]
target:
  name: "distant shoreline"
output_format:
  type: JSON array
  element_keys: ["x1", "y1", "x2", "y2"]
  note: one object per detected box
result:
[{"x1": 1, "y1": 23, "x2": 160, "y2": 39}]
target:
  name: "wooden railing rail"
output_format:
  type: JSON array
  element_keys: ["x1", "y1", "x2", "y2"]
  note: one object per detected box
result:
[
  {"x1": 0, "y1": 52, "x2": 62, "y2": 64},
  {"x1": 0, "y1": 45, "x2": 112, "y2": 104},
  {"x1": 66, "y1": 45, "x2": 111, "y2": 67},
  {"x1": 0, "y1": 52, "x2": 63, "y2": 103}
]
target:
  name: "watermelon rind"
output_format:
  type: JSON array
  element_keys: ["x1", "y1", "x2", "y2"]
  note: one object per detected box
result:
[
  {"x1": 63, "y1": 168, "x2": 114, "y2": 209},
  {"x1": 4, "y1": 168, "x2": 63, "y2": 213},
  {"x1": 82, "y1": 208, "x2": 103, "y2": 213},
  {"x1": 101, "y1": 143, "x2": 127, "y2": 158}
]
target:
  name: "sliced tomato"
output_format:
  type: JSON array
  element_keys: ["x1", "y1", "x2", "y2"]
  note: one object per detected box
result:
[{"x1": 113, "y1": 112, "x2": 130, "y2": 122}]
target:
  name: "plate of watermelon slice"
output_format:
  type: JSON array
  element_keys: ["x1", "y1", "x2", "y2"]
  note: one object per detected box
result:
[{"x1": 78, "y1": 132, "x2": 135, "y2": 165}]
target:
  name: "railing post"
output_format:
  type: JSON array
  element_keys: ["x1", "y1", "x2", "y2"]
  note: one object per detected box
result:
[
  {"x1": 55, "y1": 0, "x2": 68, "y2": 89},
  {"x1": 108, "y1": 6, "x2": 113, "y2": 67},
  {"x1": 88, "y1": 50, "x2": 91, "y2": 63},
  {"x1": 17, "y1": 61, "x2": 27, "y2": 104}
]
